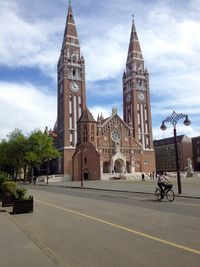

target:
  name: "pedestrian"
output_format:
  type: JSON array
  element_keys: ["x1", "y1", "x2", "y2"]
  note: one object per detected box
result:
[{"x1": 141, "y1": 173, "x2": 145, "y2": 181}]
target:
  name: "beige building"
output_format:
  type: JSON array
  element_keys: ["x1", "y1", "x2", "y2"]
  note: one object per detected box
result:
[{"x1": 56, "y1": 2, "x2": 155, "y2": 180}]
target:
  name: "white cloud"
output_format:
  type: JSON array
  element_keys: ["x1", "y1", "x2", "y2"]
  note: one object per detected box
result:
[
  {"x1": 0, "y1": 1, "x2": 61, "y2": 79},
  {"x1": 89, "y1": 105, "x2": 111, "y2": 121},
  {"x1": 0, "y1": 82, "x2": 56, "y2": 139},
  {"x1": 0, "y1": 0, "x2": 200, "y2": 139},
  {"x1": 83, "y1": 25, "x2": 128, "y2": 81}
]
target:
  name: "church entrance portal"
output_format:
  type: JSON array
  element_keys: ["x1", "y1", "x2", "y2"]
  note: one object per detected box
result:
[
  {"x1": 114, "y1": 159, "x2": 125, "y2": 173},
  {"x1": 84, "y1": 169, "x2": 89, "y2": 180}
]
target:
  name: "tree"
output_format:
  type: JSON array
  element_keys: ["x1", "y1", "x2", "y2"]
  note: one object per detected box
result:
[
  {"x1": 0, "y1": 129, "x2": 27, "y2": 180},
  {"x1": 0, "y1": 129, "x2": 59, "y2": 184},
  {"x1": 25, "y1": 130, "x2": 60, "y2": 184}
]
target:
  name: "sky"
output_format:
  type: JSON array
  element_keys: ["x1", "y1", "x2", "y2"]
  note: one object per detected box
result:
[{"x1": 0, "y1": 0, "x2": 200, "y2": 140}]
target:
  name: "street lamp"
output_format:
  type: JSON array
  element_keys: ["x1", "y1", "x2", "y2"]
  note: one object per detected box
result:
[
  {"x1": 160, "y1": 111, "x2": 191, "y2": 194},
  {"x1": 78, "y1": 147, "x2": 86, "y2": 187},
  {"x1": 80, "y1": 149, "x2": 83, "y2": 187}
]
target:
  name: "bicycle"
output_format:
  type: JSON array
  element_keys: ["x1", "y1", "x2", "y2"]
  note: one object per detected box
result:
[{"x1": 155, "y1": 183, "x2": 175, "y2": 202}]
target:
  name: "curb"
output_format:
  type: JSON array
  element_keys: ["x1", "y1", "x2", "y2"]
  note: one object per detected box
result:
[{"x1": 33, "y1": 184, "x2": 200, "y2": 200}]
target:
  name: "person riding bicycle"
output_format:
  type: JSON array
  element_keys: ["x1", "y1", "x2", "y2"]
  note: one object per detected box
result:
[{"x1": 157, "y1": 171, "x2": 170, "y2": 198}]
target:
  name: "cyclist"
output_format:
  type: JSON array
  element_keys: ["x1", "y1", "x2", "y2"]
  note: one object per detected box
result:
[{"x1": 157, "y1": 171, "x2": 170, "y2": 198}]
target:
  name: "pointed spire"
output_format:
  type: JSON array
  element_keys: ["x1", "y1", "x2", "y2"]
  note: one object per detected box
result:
[
  {"x1": 123, "y1": 70, "x2": 126, "y2": 78},
  {"x1": 127, "y1": 17, "x2": 143, "y2": 61},
  {"x1": 81, "y1": 54, "x2": 85, "y2": 63},
  {"x1": 132, "y1": 14, "x2": 134, "y2": 23},
  {"x1": 100, "y1": 113, "x2": 104, "y2": 120},
  {"x1": 61, "y1": 1, "x2": 79, "y2": 50},
  {"x1": 78, "y1": 107, "x2": 96, "y2": 123}
]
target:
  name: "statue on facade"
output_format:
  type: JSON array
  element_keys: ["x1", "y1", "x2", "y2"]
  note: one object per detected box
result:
[{"x1": 186, "y1": 158, "x2": 194, "y2": 177}]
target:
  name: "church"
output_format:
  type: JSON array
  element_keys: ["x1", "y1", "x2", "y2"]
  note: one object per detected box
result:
[{"x1": 55, "y1": 1, "x2": 155, "y2": 181}]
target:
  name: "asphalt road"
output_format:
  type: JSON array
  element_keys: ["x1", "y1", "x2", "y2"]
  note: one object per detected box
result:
[{"x1": 8, "y1": 186, "x2": 200, "y2": 267}]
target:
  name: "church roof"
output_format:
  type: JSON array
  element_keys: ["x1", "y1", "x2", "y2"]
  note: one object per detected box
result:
[
  {"x1": 127, "y1": 17, "x2": 143, "y2": 61},
  {"x1": 100, "y1": 109, "x2": 131, "y2": 131},
  {"x1": 60, "y1": 0, "x2": 79, "y2": 51},
  {"x1": 78, "y1": 108, "x2": 96, "y2": 123}
]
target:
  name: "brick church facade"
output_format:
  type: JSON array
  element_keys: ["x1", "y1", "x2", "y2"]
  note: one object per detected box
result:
[{"x1": 55, "y1": 2, "x2": 155, "y2": 181}]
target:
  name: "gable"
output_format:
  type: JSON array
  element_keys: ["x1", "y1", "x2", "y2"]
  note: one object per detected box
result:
[{"x1": 101, "y1": 113, "x2": 131, "y2": 133}]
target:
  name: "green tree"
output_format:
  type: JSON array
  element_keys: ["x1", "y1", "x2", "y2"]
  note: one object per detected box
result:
[
  {"x1": 0, "y1": 129, "x2": 59, "y2": 184},
  {"x1": 25, "y1": 130, "x2": 60, "y2": 184},
  {"x1": 0, "y1": 129, "x2": 27, "y2": 180}
]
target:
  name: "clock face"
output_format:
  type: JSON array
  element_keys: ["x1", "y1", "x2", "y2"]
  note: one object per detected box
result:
[
  {"x1": 70, "y1": 82, "x2": 80, "y2": 92},
  {"x1": 126, "y1": 94, "x2": 131, "y2": 102},
  {"x1": 137, "y1": 92, "x2": 144, "y2": 102},
  {"x1": 111, "y1": 130, "x2": 121, "y2": 141}
]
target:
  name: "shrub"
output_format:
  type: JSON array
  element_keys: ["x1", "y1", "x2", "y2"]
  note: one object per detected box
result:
[
  {"x1": 14, "y1": 187, "x2": 28, "y2": 200},
  {"x1": 1, "y1": 181, "x2": 28, "y2": 201},
  {"x1": 1, "y1": 181, "x2": 17, "y2": 197}
]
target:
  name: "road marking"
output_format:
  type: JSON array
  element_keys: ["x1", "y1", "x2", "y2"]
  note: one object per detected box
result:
[{"x1": 36, "y1": 199, "x2": 200, "y2": 255}]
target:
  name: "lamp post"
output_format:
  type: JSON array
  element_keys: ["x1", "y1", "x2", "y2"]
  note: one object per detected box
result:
[
  {"x1": 78, "y1": 147, "x2": 86, "y2": 187},
  {"x1": 80, "y1": 149, "x2": 83, "y2": 187},
  {"x1": 160, "y1": 111, "x2": 191, "y2": 194}
]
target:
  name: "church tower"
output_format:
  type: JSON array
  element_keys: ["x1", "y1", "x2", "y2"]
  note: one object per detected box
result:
[
  {"x1": 57, "y1": 1, "x2": 86, "y2": 177},
  {"x1": 123, "y1": 18, "x2": 153, "y2": 150}
]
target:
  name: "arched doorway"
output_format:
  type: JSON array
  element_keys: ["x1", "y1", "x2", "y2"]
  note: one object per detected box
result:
[
  {"x1": 103, "y1": 161, "x2": 110, "y2": 173},
  {"x1": 114, "y1": 159, "x2": 125, "y2": 173},
  {"x1": 83, "y1": 169, "x2": 89, "y2": 180},
  {"x1": 126, "y1": 161, "x2": 131, "y2": 173}
]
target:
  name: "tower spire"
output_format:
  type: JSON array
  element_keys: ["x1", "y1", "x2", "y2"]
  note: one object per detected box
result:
[
  {"x1": 61, "y1": 0, "x2": 79, "y2": 50},
  {"x1": 132, "y1": 14, "x2": 134, "y2": 22},
  {"x1": 123, "y1": 18, "x2": 153, "y2": 150},
  {"x1": 57, "y1": 0, "x2": 86, "y2": 176},
  {"x1": 127, "y1": 17, "x2": 143, "y2": 62}
]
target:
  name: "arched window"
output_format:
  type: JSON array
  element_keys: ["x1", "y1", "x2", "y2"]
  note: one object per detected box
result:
[
  {"x1": 67, "y1": 49, "x2": 70, "y2": 58},
  {"x1": 103, "y1": 162, "x2": 110, "y2": 173},
  {"x1": 83, "y1": 124, "x2": 88, "y2": 142}
]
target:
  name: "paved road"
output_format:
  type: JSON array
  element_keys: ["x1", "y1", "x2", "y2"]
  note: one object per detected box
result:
[
  {"x1": 1, "y1": 186, "x2": 199, "y2": 267},
  {"x1": 35, "y1": 177, "x2": 200, "y2": 198}
]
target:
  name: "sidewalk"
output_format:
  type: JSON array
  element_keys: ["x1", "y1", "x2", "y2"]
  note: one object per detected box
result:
[
  {"x1": 0, "y1": 210, "x2": 58, "y2": 267},
  {"x1": 0, "y1": 177, "x2": 199, "y2": 267},
  {"x1": 36, "y1": 177, "x2": 200, "y2": 199}
]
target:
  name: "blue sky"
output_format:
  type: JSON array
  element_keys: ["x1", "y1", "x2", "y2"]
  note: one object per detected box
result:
[{"x1": 0, "y1": 0, "x2": 200, "y2": 140}]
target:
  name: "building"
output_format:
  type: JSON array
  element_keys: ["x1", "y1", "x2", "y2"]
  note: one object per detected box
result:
[
  {"x1": 192, "y1": 136, "x2": 200, "y2": 171},
  {"x1": 56, "y1": 2, "x2": 155, "y2": 180},
  {"x1": 153, "y1": 135, "x2": 193, "y2": 172}
]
